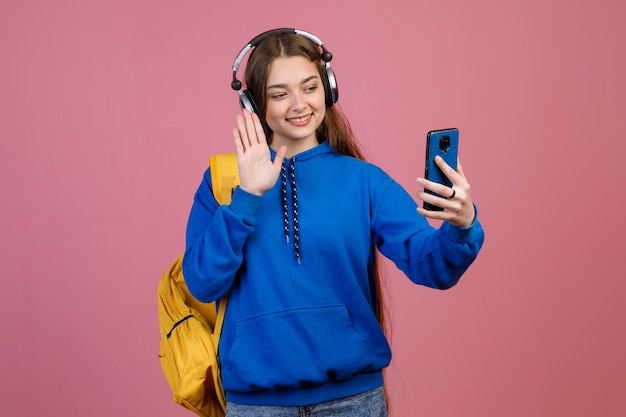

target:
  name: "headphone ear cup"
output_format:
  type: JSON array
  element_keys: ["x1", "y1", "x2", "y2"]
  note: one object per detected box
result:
[
  {"x1": 321, "y1": 65, "x2": 338, "y2": 107},
  {"x1": 238, "y1": 90, "x2": 260, "y2": 115}
]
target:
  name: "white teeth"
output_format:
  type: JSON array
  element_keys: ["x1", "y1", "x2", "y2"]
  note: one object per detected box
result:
[{"x1": 289, "y1": 115, "x2": 311, "y2": 123}]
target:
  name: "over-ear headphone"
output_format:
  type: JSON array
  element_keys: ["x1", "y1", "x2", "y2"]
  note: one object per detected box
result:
[{"x1": 230, "y1": 28, "x2": 339, "y2": 114}]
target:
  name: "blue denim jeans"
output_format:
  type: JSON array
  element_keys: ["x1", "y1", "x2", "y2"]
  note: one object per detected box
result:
[{"x1": 225, "y1": 387, "x2": 388, "y2": 417}]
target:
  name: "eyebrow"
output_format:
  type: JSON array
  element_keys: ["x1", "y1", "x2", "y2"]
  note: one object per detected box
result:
[{"x1": 267, "y1": 75, "x2": 319, "y2": 90}]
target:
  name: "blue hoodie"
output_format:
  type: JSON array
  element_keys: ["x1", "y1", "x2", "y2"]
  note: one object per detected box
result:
[{"x1": 183, "y1": 141, "x2": 484, "y2": 406}]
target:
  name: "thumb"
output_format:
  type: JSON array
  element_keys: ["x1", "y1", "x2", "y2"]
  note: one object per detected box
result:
[{"x1": 273, "y1": 145, "x2": 288, "y2": 167}]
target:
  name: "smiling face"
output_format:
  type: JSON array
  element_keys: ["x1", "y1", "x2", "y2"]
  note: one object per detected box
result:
[{"x1": 264, "y1": 56, "x2": 326, "y2": 156}]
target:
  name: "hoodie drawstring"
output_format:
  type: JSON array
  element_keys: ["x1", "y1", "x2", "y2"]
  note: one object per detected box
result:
[{"x1": 281, "y1": 158, "x2": 301, "y2": 263}]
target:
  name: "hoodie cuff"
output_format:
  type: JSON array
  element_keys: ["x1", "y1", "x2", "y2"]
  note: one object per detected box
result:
[
  {"x1": 444, "y1": 204, "x2": 481, "y2": 243},
  {"x1": 228, "y1": 186, "x2": 263, "y2": 217}
]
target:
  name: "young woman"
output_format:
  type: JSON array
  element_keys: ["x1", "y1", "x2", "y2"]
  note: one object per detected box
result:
[{"x1": 183, "y1": 28, "x2": 484, "y2": 417}]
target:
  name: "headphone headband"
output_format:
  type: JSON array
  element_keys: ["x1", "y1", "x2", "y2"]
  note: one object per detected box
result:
[
  {"x1": 230, "y1": 28, "x2": 338, "y2": 111},
  {"x1": 231, "y1": 28, "x2": 332, "y2": 87}
]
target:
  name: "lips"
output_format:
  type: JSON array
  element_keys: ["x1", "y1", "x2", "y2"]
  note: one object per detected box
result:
[{"x1": 286, "y1": 114, "x2": 312, "y2": 126}]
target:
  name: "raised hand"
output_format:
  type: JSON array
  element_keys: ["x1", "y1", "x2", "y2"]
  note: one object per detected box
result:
[{"x1": 233, "y1": 109, "x2": 287, "y2": 196}]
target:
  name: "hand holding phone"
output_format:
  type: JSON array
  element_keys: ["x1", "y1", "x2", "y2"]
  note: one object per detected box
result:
[{"x1": 423, "y1": 128, "x2": 459, "y2": 211}]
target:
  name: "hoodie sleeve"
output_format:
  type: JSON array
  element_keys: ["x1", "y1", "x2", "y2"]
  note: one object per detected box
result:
[
  {"x1": 372, "y1": 179, "x2": 485, "y2": 289},
  {"x1": 182, "y1": 168, "x2": 263, "y2": 302}
]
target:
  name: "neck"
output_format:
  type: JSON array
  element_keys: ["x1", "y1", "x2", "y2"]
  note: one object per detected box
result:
[{"x1": 271, "y1": 138, "x2": 319, "y2": 158}]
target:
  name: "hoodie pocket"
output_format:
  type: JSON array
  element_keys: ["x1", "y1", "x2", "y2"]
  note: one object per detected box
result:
[{"x1": 222, "y1": 304, "x2": 370, "y2": 391}]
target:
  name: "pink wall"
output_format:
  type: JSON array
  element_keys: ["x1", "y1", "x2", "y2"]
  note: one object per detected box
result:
[{"x1": 2, "y1": 1, "x2": 625, "y2": 416}]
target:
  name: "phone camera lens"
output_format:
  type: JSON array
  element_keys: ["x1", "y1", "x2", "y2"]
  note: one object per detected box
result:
[{"x1": 439, "y1": 136, "x2": 451, "y2": 154}]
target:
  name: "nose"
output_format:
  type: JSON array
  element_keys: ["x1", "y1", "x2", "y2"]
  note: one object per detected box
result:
[{"x1": 290, "y1": 92, "x2": 306, "y2": 112}]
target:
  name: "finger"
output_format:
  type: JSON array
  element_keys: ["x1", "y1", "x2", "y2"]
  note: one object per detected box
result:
[
  {"x1": 233, "y1": 127, "x2": 244, "y2": 155},
  {"x1": 456, "y1": 158, "x2": 468, "y2": 181},
  {"x1": 243, "y1": 109, "x2": 258, "y2": 145},
  {"x1": 236, "y1": 114, "x2": 251, "y2": 149},
  {"x1": 416, "y1": 189, "x2": 449, "y2": 210},
  {"x1": 434, "y1": 155, "x2": 458, "y2": 178},
  {"x1": 435, "y1": 156, "x2": 466, "y2": 190},
  {"x1": 420, "y1": 206, "x2": 459, "y2": 224},
  {"x1": 251, "y1": 112, "x2": 266, "y2": 145},
  {"x1": 417, "y1": 205, "x2": 450, "y2": 220},
  {"x1": 417, "y1": 177, "x2": 453, "y2": 198}
]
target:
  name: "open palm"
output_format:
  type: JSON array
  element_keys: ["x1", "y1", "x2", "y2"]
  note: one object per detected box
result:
[{"x1": 233, "y1": 110, "x2": 287, "y2": 196}]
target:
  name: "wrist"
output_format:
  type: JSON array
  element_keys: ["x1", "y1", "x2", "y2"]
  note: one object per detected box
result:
[{"x1": 239, "y1": 184, "x2": 264, "y2": 197}]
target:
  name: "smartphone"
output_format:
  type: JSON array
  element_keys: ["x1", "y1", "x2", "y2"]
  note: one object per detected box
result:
[{"x1": 423, "y1": 128, "x2": 459, "y2": 211}]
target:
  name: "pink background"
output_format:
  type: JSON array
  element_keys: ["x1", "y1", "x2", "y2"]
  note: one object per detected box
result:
[{"x1": 2, "y1": 1, "x2": 625, "y2": 416}]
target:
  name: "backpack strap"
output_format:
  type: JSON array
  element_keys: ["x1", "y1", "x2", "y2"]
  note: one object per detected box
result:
[
  {"x1": 210, "y1": 153, "x2": 240, "y2": 205},
  {"x1": 212, "y1": 294, "x2": 228, "y2": 347},
  {"x1": 208, "y1": 153, "x2": 239, "y2": 345}
]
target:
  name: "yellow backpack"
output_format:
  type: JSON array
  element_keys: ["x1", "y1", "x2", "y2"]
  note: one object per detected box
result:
[{"x1": 158, "y1": 153, "x2": 239, "y2": 417}]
